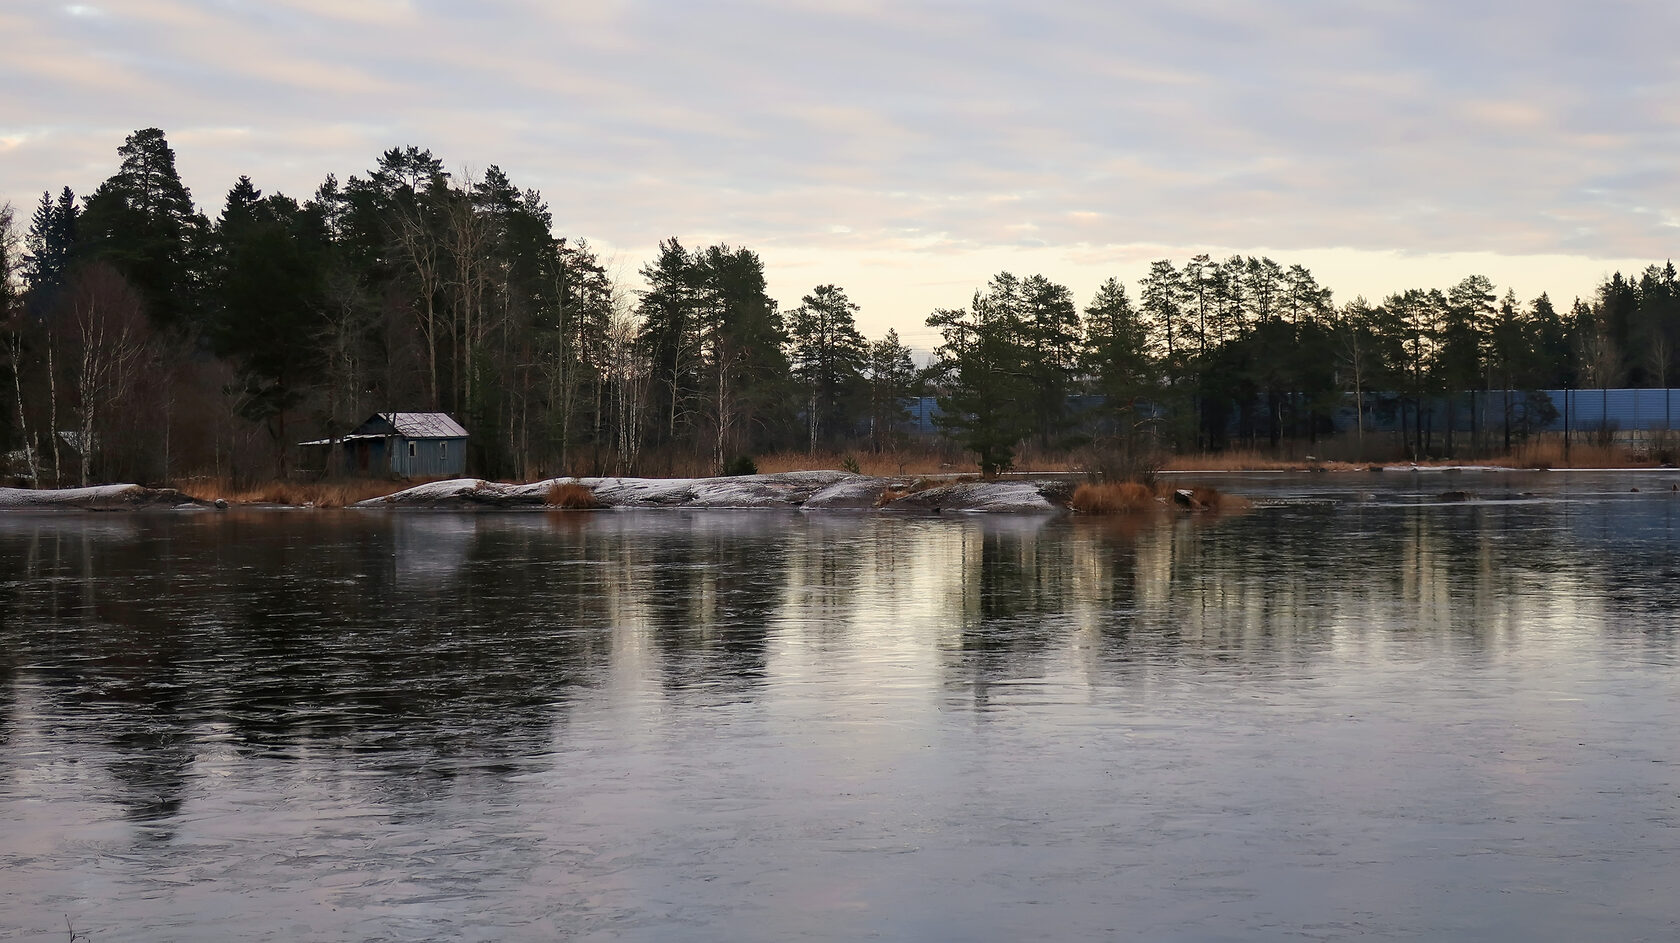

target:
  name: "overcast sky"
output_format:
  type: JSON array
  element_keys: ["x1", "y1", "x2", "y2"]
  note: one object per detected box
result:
[{"x1": 5, "y1": 0, "x2": 1678, "y2": 346}]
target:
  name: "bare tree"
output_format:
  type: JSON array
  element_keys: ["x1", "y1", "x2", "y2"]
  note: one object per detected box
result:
[
  {"x1": 67, "y1": 262, "x2": 148, "y2": 484},
  {"x1": 0, "y1": 202, "x2": 39, "y2": 483},
  {"x1": 1648, "y1": 333, "x2": 1673, "y2": 431},
  {"x1": 390, "y1": 199, "x2": 447, "y2": 409},
  {"x1": 604, "y1": 297, "x2": 647, "y2": 474},
  {"x1": 443, "y1": 178, "x2": 492, "y2": 417}
]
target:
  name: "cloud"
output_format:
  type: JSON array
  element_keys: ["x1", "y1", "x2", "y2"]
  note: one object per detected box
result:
[{"x1": 2, "y1": 0, "x2": 1676, "y2": 335}]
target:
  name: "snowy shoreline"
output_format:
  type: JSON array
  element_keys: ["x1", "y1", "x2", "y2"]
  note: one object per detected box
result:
[
  {"x1": 353, "y1": 471, "x2": 1074, "y2": 513},
  {"x1": 0, "y1": 473, "x2": 1073, "y2": 513},
  {"x1": 0, "y1": 484, "x2": 211, "y2": 511}
]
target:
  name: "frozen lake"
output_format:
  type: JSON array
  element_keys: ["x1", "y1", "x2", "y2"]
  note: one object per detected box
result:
[{"x1": 2, "y1": 471, "x2": 1679, "y2": 941}]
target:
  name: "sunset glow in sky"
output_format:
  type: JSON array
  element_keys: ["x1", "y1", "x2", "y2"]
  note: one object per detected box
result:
[{"x1": 5, "y1": 0, "x2": 1676, "y2": 346}]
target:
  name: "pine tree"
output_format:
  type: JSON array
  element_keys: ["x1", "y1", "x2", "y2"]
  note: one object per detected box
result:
[
  {"x1": 1018, "y1": 273, "x2": 1081, "y2": 451},
  {"x1": 1082, "y1": 277, "x2": 1155, "y2": 463},
  {"x1": 78, "y1": 128, "x2": 209, "y2": 330},
  {"x1": 865, "y1": 328, "x2": 917, "y2": 452},
  {"x1": 637, "y1": 238, "x2": 703, "y2": 445},
  {"x1": 206, "y1": 177, "x2": 330, "y2": 474},
  {"x1": 926, "y1": 274, "x2": 1036, "y2": 476},
  {"x1": 786, "y1": 284, "x2": 867, "y2": 451},
  {"x1": 693, "y1": 244, "x2": 790, "y2": 464}
]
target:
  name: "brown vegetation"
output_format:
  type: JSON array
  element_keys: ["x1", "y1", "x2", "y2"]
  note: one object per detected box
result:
[
  {"x1": 875, "y1": 474, "x2": 966, "y2": 507},
  {"x1": 545, "y1": 481, "x2": 604, "y2": 509},
  {"x1": 756, "y1": 448, "x2": 963, "y2": 477},
  {"x1": 1494, "y1": 439, "x2": 1656, "y2": 469},
  {"x1": 173, "y1": 478, "x2": 408, "y2": 508},
  {"x1": 1161, "y1": 450, "x2": 1325, "y2": 471},
  {"x1": 1070, "y1": 481, "x2": 1161, "y2": 515},
  {"x1": 1071, "y1": 480, "x2": 1252, "y2": 515},
  {"x1": 1186, "y1": 485, "x2": 1250, "y2": 512}
]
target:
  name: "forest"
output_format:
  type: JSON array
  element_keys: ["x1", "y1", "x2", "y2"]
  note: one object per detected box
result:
[{"x1": 3, "y1": 128, "x2": 1679, "y2": 485}]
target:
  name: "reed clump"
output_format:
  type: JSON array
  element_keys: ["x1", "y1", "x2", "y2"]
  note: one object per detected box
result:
[
  {"x1": 1498, "y1": 439, "x2": 1647, "y2": 469},
  {"x1": 1185, "y1": 484, "x2": 1250, "y2": 512},
  {"x1": 546, "y1": 482, "x2": 604, "y2": 509},
  {"x1": 1071, "y1": 481, "x2": 1160, "y2": 515}
]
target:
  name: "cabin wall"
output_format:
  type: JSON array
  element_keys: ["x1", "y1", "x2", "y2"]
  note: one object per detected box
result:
[
  {"x1": 326, "y1": 438, "x2": 387, "y2": 476},
  {"x1": 389, "y1": 437, "x2": 466, "y2": 477}
]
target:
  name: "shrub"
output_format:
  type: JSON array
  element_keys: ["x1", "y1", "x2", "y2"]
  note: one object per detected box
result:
[
  {"x1": 721, "y1": 455, "x2": 758, "y2": 476},
  {"x1": 546, "y1": 482, "x2": 603, "y2": 509},
  {"x1": 1070, "y1": 481, "x2": 1159, "y2": 515}
]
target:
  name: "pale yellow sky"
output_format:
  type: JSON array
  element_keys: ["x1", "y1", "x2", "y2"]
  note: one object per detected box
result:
[{"x1": 5, "y1": 1, "x2": 1676, "y2": 352}]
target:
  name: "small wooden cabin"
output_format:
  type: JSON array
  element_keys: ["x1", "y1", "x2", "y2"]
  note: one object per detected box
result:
[{"x1": 302, "y1": 412, "x2": 468, "y2": 478}]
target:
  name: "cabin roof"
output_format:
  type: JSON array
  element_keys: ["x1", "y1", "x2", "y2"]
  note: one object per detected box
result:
[
  {"x1": 298, "y1": 411, "x2": 468, "y2": 447},
  {"x1": 377, "y1": 412, "x2": 468, "y2": 439}
]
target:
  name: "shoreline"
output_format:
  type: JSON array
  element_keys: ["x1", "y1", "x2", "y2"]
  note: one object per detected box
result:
[{"x1": 6, "y1": 464, "x2": 1677, "y2": 513}]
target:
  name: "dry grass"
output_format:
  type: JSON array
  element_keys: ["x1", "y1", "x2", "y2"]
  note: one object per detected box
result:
[
  {"x1": 1071, "y1": 481, "x2": 1161, "y2": 515},
  {"x1": 1494, "y1": 439, "x2": 1650, "y2": 469},
  {"x1": 1163, "y1": 440, "x2": 1670, "y2": 472},
  {"x1": 755, "y1": 448, "x2": 962, "y2": 477},
  {"x1": 174, "y1": 477, "x2": 412, "y2": 507},
  {"x1": 545, "y1": 481, "x2": 603, "y2": 509},
  {"x1": 1161, "y1": 450, "x2": 1305, "y2": 471}
]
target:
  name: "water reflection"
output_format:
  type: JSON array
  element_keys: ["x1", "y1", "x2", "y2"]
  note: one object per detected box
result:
[
  {"x1": 1, "y1": 486, "x2": 1678, "y2": 940},
  {"x1": 3, "y1": 499, "x2": 1678, "y2": 768}
]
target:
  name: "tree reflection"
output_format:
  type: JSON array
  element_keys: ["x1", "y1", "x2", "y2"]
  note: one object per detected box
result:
[
  {"x1": 2, "y1": 495, "x2": 1678, "y2": 831},
  {"x1": 640, "y1": 515, "x2": 787, "y2": 696}
]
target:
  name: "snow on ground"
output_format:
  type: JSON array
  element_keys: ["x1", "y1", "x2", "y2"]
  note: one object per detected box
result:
[
  {"x1": 880, "y1": 479, "x2": 1062, "y2": 513},
  {"x1": 357, "y1": 471, "x2": 1068, "y2": 513},
  {"x1": 368, "y1": 478, "x2": 492, "y2": 502},
  {"x1": 802, "y1": 477, "x2": 894, "y2": 510},
  {"x1": 0, "y1": 484, "x2": 200, "y2": 510}
]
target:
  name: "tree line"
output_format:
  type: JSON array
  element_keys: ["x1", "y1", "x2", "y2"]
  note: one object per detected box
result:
[
  {"x1": 2, "y1": 128, "x2": 1678, "y2": 484},
  {"x1": 0, "y1": 129, "x2": 923, "y2": 484}
]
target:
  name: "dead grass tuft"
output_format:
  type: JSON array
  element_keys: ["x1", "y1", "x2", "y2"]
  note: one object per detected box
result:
[
  {"x1": 546, "y1": 481, "x2": 603, "y2": 509},
  {"x1": 1071, "y1": 481, "x2": 1160, "y2": 515}
]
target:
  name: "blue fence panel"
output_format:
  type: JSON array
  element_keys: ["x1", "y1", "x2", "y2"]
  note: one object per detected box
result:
[{"x1": 1537, "y1": 389, "x2": 1680, "y2": 432}]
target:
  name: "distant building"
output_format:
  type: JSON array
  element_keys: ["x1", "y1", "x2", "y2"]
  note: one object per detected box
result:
[{"x1": 301, "y1": 412, "x2": 468, "y2": 478}]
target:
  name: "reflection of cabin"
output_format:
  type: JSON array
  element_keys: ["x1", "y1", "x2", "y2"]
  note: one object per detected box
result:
[{"x1": 302, "y1": 412, "x2": 468, "y2": 478}]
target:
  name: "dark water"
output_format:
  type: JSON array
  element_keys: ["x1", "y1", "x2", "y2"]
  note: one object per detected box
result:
[{"x1": 3, "y1": 471, "x2": 1679, "y2": 941}]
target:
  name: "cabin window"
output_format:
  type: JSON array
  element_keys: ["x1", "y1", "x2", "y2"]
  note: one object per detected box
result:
[
  {"x1": 408, "y1": 441, "x2": 417, "y2": 458},
  {"x1": 440, "y1": 441, "x2": 448, "y2": 461}
]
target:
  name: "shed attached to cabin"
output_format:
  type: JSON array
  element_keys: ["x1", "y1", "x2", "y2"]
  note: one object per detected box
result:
[{"x1": 301, "y1": 412, "x2": 468, "y2": 478}]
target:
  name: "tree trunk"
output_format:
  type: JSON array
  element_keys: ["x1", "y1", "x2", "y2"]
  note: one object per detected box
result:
[
  {"x1": 7, "y1": 332, "x2": 37, "y2": 484},
  {"x1": 47, "y1": 334, "x2": 60, "y2": 484}
]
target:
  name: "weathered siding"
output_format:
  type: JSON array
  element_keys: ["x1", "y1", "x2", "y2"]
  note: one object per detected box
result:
[{"x1": 389, "y1": 437, "x2": 466, "y2": 477}]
